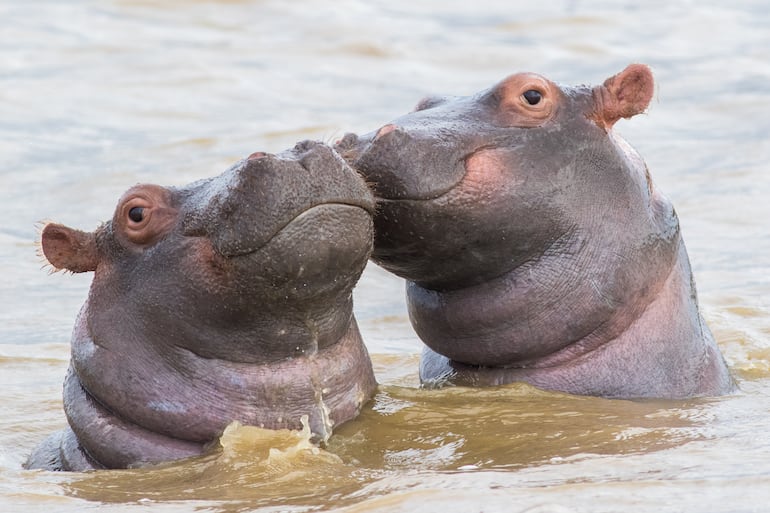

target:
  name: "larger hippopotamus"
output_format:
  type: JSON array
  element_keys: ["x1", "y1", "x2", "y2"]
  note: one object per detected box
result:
[
  {"x1": 26, "y1": 141, "x2": 377, "y2": 471},
  {"x1": 336, "y1": 64, "x2": 735, "y2": 399}
]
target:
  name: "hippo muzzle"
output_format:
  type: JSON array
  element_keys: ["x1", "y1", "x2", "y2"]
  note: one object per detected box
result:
[{"x1": 184, "y1": 140, "x2": 375, "y2": 258}]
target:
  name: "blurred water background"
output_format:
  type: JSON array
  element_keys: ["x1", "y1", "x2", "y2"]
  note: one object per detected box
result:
[{"x1": 2, "y1": 1, "x2": 770, "y2": 512}]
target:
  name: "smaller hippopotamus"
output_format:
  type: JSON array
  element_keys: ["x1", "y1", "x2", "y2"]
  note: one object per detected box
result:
[
  {"x1": 26, "y1": 141, "x2": 377, "y2": 471},
  {"x1": 336, "y1": 64, "x2": 735, "y2": 399}
]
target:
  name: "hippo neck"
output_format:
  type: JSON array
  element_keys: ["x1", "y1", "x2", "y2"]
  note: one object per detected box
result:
[
  {"x1": 87, "y1": 276, "x2": 357, "y2": 365},
  {"x1": 147, "y1": 300, "x2": 357, "y2": 364},
  {"x1": 407, "y1": 228, "x2": 683, "y2": 368},
  {"x1": 418, "y1": 242, "x2": 735, "y2": 398},
  {"x1": 63, "y1": 308, "x2": 376, "y2": 469}
]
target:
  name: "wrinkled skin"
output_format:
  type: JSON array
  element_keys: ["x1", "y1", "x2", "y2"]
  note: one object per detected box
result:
[
  {"x1": 26, "y1": 141, "x2": 377, "y2": 471},
  {"x1": 336, "y1": 64, "x2": 734, "y2": 399}
]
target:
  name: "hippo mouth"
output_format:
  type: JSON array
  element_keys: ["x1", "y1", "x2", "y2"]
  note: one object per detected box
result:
[{"x1": 218, "y1": 201, "x2": 375, "y2": 258}]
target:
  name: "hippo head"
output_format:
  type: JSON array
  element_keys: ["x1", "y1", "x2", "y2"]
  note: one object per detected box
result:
[
  {"x1": 336, "y1": 64, "x2": 661, "y2": 291},
  {"x1": 33, "y1": 141, "x2": 378, "y2": 470},
  {"x1": 43, "y1": 141, "x2": 375, "y2": 362}
]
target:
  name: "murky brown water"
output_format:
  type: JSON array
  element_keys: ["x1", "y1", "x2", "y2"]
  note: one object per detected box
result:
[{"x1": 2, "y1": 1, "x2": 770, "y2": 512}]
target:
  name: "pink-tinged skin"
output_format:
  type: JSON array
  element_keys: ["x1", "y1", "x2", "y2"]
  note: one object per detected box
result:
[
  {"x1": 25, "y1": 141, "x2": 377, "y2": 471},
  {"x1": 336, "y1": 64, "x2": 735, "y2": 399}
]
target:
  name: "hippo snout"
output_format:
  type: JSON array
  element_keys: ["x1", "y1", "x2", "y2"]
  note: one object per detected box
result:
[
  {"x1": 336, "y1": 124, "x2": 467, "y2": 201},
  {"x1": 183, "y1": 142, "x2": 374, "y2": 258}
]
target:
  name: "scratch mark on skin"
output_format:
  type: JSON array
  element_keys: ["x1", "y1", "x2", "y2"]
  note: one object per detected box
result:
[
  {"x1": 590, "y1": 278, "x2": 616, "y2": 308},
  {"x1": 147, "y1": 400, "x2": 188, "y2": 414}
]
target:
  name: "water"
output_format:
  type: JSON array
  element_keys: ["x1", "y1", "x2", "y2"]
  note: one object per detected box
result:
[{"x1": 2, "y1": 1, "x2": 770, "y2": 512}]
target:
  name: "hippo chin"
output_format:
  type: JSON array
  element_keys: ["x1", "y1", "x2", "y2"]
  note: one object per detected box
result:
[
  {"x1": 336, "y1": 64, "x2": 735, "y2": 399},
  {"x1": 26, "y1": 141, "x2": 377, "y2": 471}
]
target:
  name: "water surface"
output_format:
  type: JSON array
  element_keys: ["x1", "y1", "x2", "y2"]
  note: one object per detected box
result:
[{"x1": 2, "y1": 1, "x2": 770, "y2": 512}]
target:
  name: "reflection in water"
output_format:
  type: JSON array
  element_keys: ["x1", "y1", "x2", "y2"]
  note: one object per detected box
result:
[
  {"x1": 709, "y1": 306, "x2": 770, "y2": 381},
  {"x1": 329, "y1": 379, "x2": 708, "y2": 472},
  {"x1": 66, "y1": 355, "x2": 710, "y2": 511}
]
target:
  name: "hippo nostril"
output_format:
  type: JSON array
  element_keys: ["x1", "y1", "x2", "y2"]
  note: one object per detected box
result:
[
  {"x1": 293, "y1": 139, "x2": 322, "y2": 153},
  {"x1": 248, "y1": 151, "x2": 267, "y2": 160},
  {"x1": 335, "y1": 133, "x2": 359, "y2": 151},
  {"x1": 374, "y1": 124, "x2": 398, "y2": 141}
]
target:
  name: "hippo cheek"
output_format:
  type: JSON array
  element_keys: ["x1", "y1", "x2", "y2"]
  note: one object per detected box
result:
[{"x1": 459, "y1": 147, "x2": 525, "y2": 200}]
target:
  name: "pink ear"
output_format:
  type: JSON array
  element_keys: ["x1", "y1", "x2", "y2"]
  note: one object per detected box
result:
[
  {"x1": 594, "y1": 64, "x2": 654, "y2": 129},
  {"x1": 41, "y1": 223, "x2": 99, "y2": 273}
]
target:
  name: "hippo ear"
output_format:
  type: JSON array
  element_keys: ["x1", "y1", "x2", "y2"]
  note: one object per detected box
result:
[
  {"x1": 594, "y1": 64, "x2": 654, "y2": 129},
  {"x1": 40, "y1": 223, "x2": 99, "y2": 273}
]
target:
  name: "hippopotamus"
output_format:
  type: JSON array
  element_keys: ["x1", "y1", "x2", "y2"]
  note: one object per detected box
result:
[
  {"x1": 336, "y1": 64, "x2": 735, "y2": 399},
  {"x1": 25, "y1": 141, "x2": 377, "y2": 471}
]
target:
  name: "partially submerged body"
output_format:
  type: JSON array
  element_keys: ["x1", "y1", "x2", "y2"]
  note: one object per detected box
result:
[
  {"x1": 27, "y1": 141, "x2": 377, "y2": 471},
  {"x1": 337, "y1": 64, "x2": 734, "y2": 399}
]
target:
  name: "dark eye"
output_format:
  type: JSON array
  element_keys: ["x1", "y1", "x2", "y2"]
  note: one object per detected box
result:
[
  {"x1": 522, "y1": 89, "x2": 542, "y2": 105},
  {"x1": 128, "y1": 206, "x2": 145, "y2": 223}
]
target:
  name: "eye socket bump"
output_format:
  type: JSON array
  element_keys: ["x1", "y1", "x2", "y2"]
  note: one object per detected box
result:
[
  {"x1": 493, "y1": 74, "x2": 555, "y2": 126},
  {"x1": 522, "y1": 89, "x2": 543, "y2": 106},
  {"x1": 115, "y1": 185, "x2": 177, "y2": 247}
]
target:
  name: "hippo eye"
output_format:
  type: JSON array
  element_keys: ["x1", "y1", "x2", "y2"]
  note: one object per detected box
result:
[
  {"x1": 128, "y1": 206, "x2": 145, "y2": 223},
  {"x1": 522, "y1": 89, "x2": 543, "y2": 106}
]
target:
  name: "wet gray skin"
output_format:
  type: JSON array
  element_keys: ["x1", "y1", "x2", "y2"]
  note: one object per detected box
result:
[
  {"x1": 26, "y1": 141, "x2": 377, "y2": 471},
  {"x1": 336, "y1": 64, "x2": 735, "y2": 399}
]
